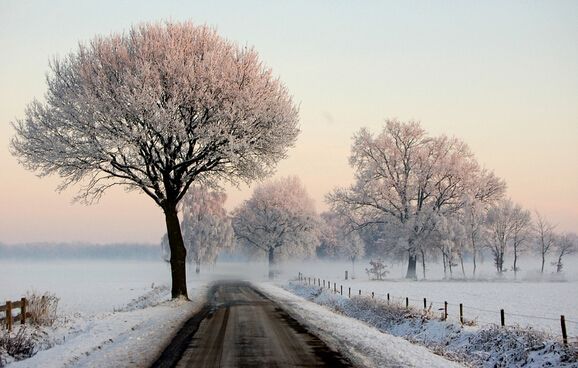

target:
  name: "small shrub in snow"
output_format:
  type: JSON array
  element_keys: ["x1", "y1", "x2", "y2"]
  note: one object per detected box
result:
[
  {"x1": 0, "y1": 327, "x2": 42, "y2": 366},
  {"x1": 365, "y1": 259, "x2": 389, "y2": 280},
  {"x1": 26, "y1": 292, "x2": 59, "y2": 327}
]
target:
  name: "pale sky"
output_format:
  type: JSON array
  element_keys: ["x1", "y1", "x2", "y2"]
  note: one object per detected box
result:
[{"x1": 1, "y1": 0, "x2": 577, "y2": 244}]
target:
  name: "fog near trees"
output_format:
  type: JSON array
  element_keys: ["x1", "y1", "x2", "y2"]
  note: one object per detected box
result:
[
  {"x1": 149, "y1": 120, "x2": 575, "y2": 281},
  {"x1": 232, "y1": 176, "x2": 319, "y2": 279},
  {"x1": 326, "y1": 120, "x2": 506, "y2": 279},
  {"x1": 5, "y1": 119, "x2": 576, "y2": 281},
  {"x1": 10, "y1": 22, "x2": 299, "y2": 298},
  {"x1": 5, "y1": 21, "x2": 575, "y2": 283},
  {"x1": 0, "y1": 242, "x2": 161, "y2": 260}
]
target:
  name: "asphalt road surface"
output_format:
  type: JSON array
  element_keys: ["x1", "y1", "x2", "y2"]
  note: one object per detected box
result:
[{"x1": 153, "y1": 281, "x2": 352, "y2": 368}]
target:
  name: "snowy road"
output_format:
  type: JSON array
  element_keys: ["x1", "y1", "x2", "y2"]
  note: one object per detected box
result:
[{"x1": 155, "y1": 281, "x2": 352, "y2": 368}]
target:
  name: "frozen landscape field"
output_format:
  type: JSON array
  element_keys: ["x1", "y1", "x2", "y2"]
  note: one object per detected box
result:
[
  {"x1": 1, "y1": 258, "x2": 577, "y2": 367},
  {"x1": 0, "y1": 260, "x2": 272, "y2": 315},
  {"x1": 2, "y1": 258, "x2": 576, "y2": 338},
  {"x1": 280, "y1": 258, "x2": 578, "y2": 339}
]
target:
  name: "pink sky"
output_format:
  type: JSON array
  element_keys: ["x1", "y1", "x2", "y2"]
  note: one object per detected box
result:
[{"x1": 0, "y1": 1, "x2": 576, "y2": 244}]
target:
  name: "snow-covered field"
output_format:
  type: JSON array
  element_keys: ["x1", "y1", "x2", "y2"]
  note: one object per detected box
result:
[
  {"x1": 0, "y1": 259, "x2": 270, "y2": 367},
  {"x1": 278, "y1": 257, "x2": 578, "y2": 339},
  {"x1": 274, "y1": 281, "x2": 578, "y2": 367},
  {"x1": 2, "y1": 258, "x2": 577, "y2": 367}
]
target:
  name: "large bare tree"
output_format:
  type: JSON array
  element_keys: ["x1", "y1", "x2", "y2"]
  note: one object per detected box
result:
[
  {"x1": 10, "y1": 22, "x2": 299, "y2": 298},
  {"x1": 328, "y1": 120, "x2": 505, "y2": 279}
]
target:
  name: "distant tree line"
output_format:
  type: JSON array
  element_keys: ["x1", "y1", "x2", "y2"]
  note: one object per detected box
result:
[
  {"x1": 0, "y1": 243, "x2": 161, "y2": 260},
  {"x1": 223, "y1": 120, "x2": 577, "y2": 280}
]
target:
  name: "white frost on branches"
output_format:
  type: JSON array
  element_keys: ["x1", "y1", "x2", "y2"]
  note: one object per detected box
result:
[
  {"x1": 328, "y1": 120, "x2": 506, "y2": 279},
  {"x1": 11, "y1": 21, "x2": 299, "y2": 207},
  {"x1": 161, "y1": 187, "x2": 234, "y2": 273},
  {"x1": 232, "y1": 176, "x2": 319, "y2": 278}
]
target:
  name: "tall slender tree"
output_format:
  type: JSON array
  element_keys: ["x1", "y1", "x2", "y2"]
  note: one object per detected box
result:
[
  {"x1": 534, "y1": 211, "x2": 556, "y2": 274},
  {"x1": 10, "y1": 22, "x2": 299, "y2": 298},
  {"x1": 552, "y1": 232, "x2": 577, "y2": 273}
]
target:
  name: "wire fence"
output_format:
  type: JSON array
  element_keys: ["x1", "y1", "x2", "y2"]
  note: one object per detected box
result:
[{"x1": 296, "y1": 273, "x2": 577, "y2": 346}]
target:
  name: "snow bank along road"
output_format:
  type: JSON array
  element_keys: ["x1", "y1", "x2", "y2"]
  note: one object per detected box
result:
[
  {"x1": 152, "y1": 281, "x2": 352, "y2": 367},
  {"x1": 153, "y1": 281, "x2": 464, "y2": 368}
]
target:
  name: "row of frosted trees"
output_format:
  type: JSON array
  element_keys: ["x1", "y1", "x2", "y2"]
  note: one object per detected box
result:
[
  {"x1": 163, "y1": 120, "x2": 576, "y2": 279},
  {"x1": 12, "y1": 22, "x2": 575, "y2": 298}
]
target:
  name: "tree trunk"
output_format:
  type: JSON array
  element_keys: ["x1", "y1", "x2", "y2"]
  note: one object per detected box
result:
[
  {"x1": 352, "y1": 259, "x2": 355, "y2": 279},
  {"x1": 420, "y1": 249, "x2": 426, "y2": 280},
  {"x1": 459, "y1": 253, "x2": 465, "y2": 278},
  {"x1": 513, "y1": 248, "x2": 518, "y2": 279},
  {"x1": 268, "y1": 247, "x2": 275, "y2": 280},
  {"x1": 405, "y1": 252, "x2": 417, "y2": 279},
  {"x1": 472, "y1": 245, "x2": 477, "y2": 277},
  {"x1": 164, "y1": 203, "x2": 189, "y2": 299},
  {"x1": 541, "y1": 253, "x2": 545, "y2": 273}
]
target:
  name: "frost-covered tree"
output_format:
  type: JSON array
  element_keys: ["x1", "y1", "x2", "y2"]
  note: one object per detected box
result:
[
  {"x1": 534, "y1": 211, "x2": 556, "y2": 274},
  {"x1": 161, "y1": 187, "x2": 234, "y2": 274},
  {"x1": 485, "y1": 199, "x2": 530, "y2": 274},
  {"x1": 339, "y1": 231, "x2": 365, "y2": 278},
  {"x1": 318, "y1": 211, "x2": 365, "y2": 275},
  {"x1": 10, "y1": 22, "x2": 299, "y2": 298},
  {"x1": 435, "y1": 214, "x2": 466, "y2": 278},
  {"x1": 232, "y1": 176, "x2": 319, "y2": 279},
  {"x1": 328, "y1": 120, "x2": 505, "y2": 279},
  {"x1": 552, "y1": 232, "x2": 577, "y2": 273},
  {"x1": 316, "y1": 212, "x2": 342, "y2": 258},
  {"x1": 462, "y1": 196, "x2": 488, "y2": 277},
  {"x1": 509, "y1": 205, "x2": 532, "y2": 277}
]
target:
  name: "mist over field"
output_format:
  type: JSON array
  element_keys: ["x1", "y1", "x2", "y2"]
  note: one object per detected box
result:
[{"x1": 1, "y1": 1, "x2": 577, "y2": 367}]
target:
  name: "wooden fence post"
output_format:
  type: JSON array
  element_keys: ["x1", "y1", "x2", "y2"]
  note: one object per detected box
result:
[
  {"x1": 323, "y1": 280, "x2": 325, "y2": 288},
  {"x1": 345, "y1": 270, "x2": 348, "y2": 280},
  {"x1": 423, "y1": 298, "x2": 427, "y2": 309},
  {"x1": 444, "y1": 301, "x2": 448, "y2": 321},
  {"x1": 387, "y1": 293, "x2": 390, "y2": 304},
  {"x1": 21, "y1": 298, "x2": 26, "y2": 325},
  {"x1": 459, "y1": 303, "x2": 464, "y2": 325},
  {"x1": 371, "y1": 291, "x2": 374, "y2": 299},
  {"x1": 561, "y1": 315, "x2": 568, "y2": 346},
  {"x1": 359, "y1": 289, "x2": 361, "y2": 296},
  {"x1": 405, "y1": 297, "x2": 409, "y2": 309},
  {"x1": 6, "y1": 301, "x2": 12, "y2": 331},
  {"x1": 348, "y1": 287, "x2": 351, "y2": 298},
  {"x1": 500, "y1": 309, "x2": 505, "y2": 327},
  {"x1": 334, "y1": 283, "x2": 336, "y2": 293},
  {"x1": 340, "y1": 285, "x2": 343, "y2": 296}
]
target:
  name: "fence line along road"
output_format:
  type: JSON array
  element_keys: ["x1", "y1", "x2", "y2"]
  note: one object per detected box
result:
[{"x1": 296, "y1": 272, "x2": 575, "y2": 346}]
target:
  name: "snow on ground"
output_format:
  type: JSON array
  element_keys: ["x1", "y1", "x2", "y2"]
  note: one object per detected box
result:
[
  {"x1": 272, "y1": 281, "x2": 578, "y2": 368},
  {"x1": 256, "y1": 282, "x2": 465, "y2": 368},
  {"x1": 277, "y1": 258, "x2": 578, "y2": 338},
  {"x1": 0, "y1": 259, "x2": 270, "y2": 367},
  {"x1": 5, "y1": 287, "x2": 206, "y2": 368}
]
